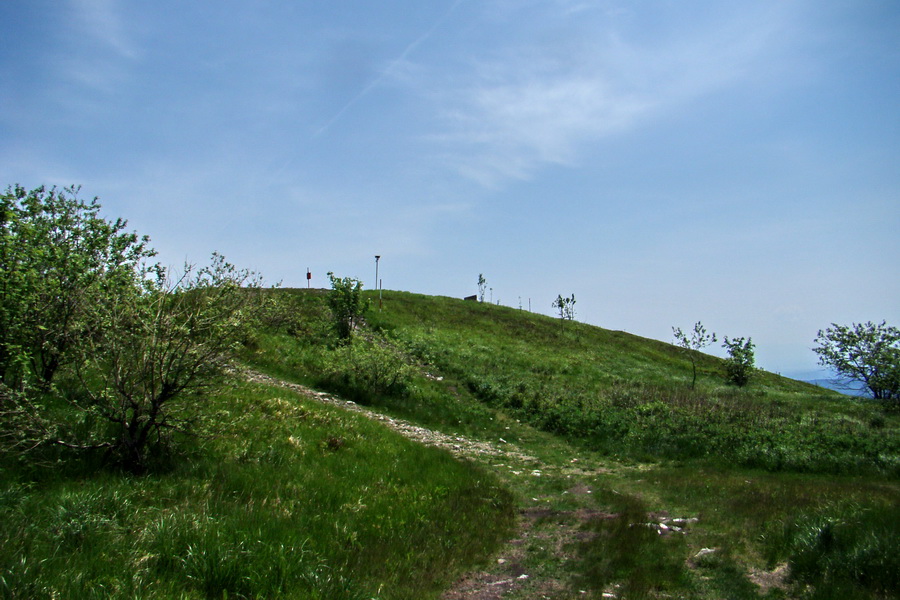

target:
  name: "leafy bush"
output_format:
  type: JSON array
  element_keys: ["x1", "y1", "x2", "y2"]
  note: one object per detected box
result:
[
  {"x1": 326, "y1": 273, "x2": 368, "y2": 342},
  {"x1": 722, "y1": 336, "x2": 755, "y2": 387},
  {"x1": 256, "y1": 289, "x2": 329, "y2": 341},
  {"x1": 0, "y1": 184, "x2": 154, "y2": 391},
  {"x1": 322, "y1": 337, "x2": 414, "y2": 402},
  {"x1": 1, "y1": 185, "x2": 266, "y2": 472},
  {"x1": 72, "y1": 254, "x2": 264, "y2": 472}
]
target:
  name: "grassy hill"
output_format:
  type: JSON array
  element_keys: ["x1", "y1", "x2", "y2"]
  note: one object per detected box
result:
[
  {"x1": 3, "y1": 287, "x2": 898, "y2": 599},
  {"x1": 249, "y1": 289, "x2": 897, "y2": 476},
  {"x1": 242, "y1": 289, "x2": 899, "y2": 599}
]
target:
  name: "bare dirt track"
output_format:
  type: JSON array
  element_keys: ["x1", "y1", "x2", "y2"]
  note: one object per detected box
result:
[
  {"x1": 243, "y1": 369, "x2": 787, "y2": 600},
  {"x1": 243, "y1": 369, "x2": 571, "y2": 598}
]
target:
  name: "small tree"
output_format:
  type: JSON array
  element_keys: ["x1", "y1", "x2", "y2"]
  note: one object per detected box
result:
[
  {"x1": 673, "y1": 321, "x2": 717, "y2": 389},
  {"x1": 74, "y1": 254, "x2": 264, "y2": 471},
  {"x1": 552, "y1": 294, "x2": 576, "y2": 321},
  {"x1": 813, "y1": 321, "x2": 900, "y2": 402},
  {"x1": 0, "y1": 184, "x2": 154, "y2": 391},
  {"x1": 722, "y1": 336, "x2": 755, "y2": 387},
  {"x1": 327, "y1": 272, "x2": 369, "y2": 342},
  {"x1": 0, "y1": 184, "x2": 267, "y2": 471},
  {"x1": 477, "y1": 274, "x2": 487, "y2": 303}
]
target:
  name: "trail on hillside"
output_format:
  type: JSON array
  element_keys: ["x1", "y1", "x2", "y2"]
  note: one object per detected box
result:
[
  {"x1": 242, "y1": 368, "x2": 785, "y2": 600},
  {"x1": 242, "y1": 369, "x2": 615, "y2": 598},
  {"x1": 244, "y1": 369, "x2": 536, "y2": 464}
]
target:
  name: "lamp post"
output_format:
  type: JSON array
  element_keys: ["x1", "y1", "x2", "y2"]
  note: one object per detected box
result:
[{"x1": 374, "y1": 255, "x2": 381, "y2": 310}]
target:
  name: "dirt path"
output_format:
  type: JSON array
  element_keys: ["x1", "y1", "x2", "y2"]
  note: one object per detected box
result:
[
  {"x1": 241, "y1": 369, "x2": 705, "y2": 599},
  {"x1": 243, "y1": 369, "x2": 796, "y2": 599},
  {"x1": 243, "y1": 369, "x2": 537, "y2": 464}
]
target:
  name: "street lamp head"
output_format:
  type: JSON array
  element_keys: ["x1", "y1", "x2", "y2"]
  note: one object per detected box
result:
[{"x1": 375, "y1": 255, "x2": 381, "y2": 260}]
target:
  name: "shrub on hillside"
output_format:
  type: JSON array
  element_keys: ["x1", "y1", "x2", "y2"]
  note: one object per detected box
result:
[
  {"x1": 0, "y1": 185, "x2": 265, "y2": 472},
  {"x1": 722, "y1": 336, "x2": 755, "y2": 387},
  {"x1": 322, "y1": 337, "x2": 414, "y2": 402},
  {"x1": 326, "y1": 273, "x2": 369, "y2": 342}
]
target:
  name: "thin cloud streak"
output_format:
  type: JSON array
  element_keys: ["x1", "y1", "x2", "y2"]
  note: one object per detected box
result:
[
  {"x1": 314, "y1": 0, "x2": 466, "y2": 137},
  {"x1": 69, "y1": 0, "x2": 137, "y2": 60}
]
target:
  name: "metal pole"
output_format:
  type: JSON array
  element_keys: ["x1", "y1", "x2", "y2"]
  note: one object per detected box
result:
[{"x1": 374, "y1": 255, "x2": 381, "y2": 310}]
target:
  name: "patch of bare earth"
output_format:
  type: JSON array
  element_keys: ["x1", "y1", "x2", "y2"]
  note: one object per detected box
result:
[
  {"x1": 748, "y1": 563, "x2": 790, "y2": 594},
  {"x1": 441, "y1": 503, "x2": 615, "y2": 600}
]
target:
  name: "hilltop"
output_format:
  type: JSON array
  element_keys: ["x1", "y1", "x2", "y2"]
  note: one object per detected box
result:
[
  {"x1": 3, "y1": 286, "x2": 897, "y2": 599},
  {"x1": 238, "y1": 288, "x2": 900, "y2": 598},
  {"x1": 248, "y1": 289, "x2": 894, "y2": 473}
]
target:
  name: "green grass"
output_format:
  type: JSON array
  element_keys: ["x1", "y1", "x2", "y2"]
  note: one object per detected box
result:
[
  {"x1": 4, "y1": 287, "x2": 898, "y2": 599},
  {"x1": 357, "y1": 290, "x2": 899, "y2": 598},
  {"x1": 762, "y1": 500, "x2": 900, "y2": 599},
  {"x1": 360, "y1": 290, "x2": 899, "y2": 477},
  {"x1": 0, "y1": 379, "x2": 514, "y2": 599}
]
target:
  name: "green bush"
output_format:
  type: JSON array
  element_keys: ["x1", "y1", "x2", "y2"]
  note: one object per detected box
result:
[
  {"x1": 722, "y1": 336, "x2": 756, "y2": 387},
  {"x1": 322, "y1": 337, "x2": 414, "y2": 402},
  {"x1": 326, "y1": 273, "x2": 368, "y2": 342}
]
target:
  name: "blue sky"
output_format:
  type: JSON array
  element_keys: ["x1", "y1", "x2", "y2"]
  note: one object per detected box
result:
[{"x1": 2, "y1": 0, "x2": 898, "y2": 377}]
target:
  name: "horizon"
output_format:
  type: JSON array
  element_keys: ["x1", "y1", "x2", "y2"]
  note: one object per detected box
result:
[{"x1": 2, "y1": 1, "x2": 897, "y2": 377}]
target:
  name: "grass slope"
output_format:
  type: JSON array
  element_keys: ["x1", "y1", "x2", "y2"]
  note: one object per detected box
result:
[
  {"x1": 362, "y1": 291, "x2": 898, "y2": 476},
  {"x1": 239, "y1": 288, "x2": 899, "y2": 599},
  {"x1": 0, "y1": 378, "x2": 514, "y2": 599},
  {"x1": 4, "y1": 287, "x2": 898, "y2": 599}
]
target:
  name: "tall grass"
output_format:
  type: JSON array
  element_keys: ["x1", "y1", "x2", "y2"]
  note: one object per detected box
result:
[
  {"x1": 0, "y1": 379, "x2": 514, "y2": 599},
  {"x1": 762, "y1": 501, "x2": 900, "y2": 599}
]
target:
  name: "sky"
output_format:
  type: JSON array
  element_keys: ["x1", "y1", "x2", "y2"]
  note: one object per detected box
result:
[{"x1": 2, "y1": 0, "x2": 898, "y2": 378}]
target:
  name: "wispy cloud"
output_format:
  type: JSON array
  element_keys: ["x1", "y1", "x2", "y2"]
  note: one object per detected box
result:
[
  {"x1": 57, "y1": 0, "x2": 138, "y2": 96},
  {"x1": 69, "y1": 0, "x2": 137, "y2": 60},
  {"x1": 433, "y1": 61, "x2": 653, "y2": 185},
  {"x1": 426, "y1": 2, "x2": 799, "y2": 187}
]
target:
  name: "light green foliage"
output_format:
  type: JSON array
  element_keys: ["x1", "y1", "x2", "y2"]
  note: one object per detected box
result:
[
  {"x1": 322, "y1": 336, "x2": 414, "y2": 401},
  {"x1": 0, "y1": 184, "x2": 154, "y2": 391},
  {"x1": 813, "y1": 321, "x2": 900, "y2": 402},
  {"x1": 0, "y1": 184, "x2": 265, "y2": 471},
  {"x1": 326, "y1": 272, "x2": 368, "y2": 342},
  {"x1": 673, "y1": 321, "x2": 717, "y2": 389},
  {"x1": 722, "y1": 336, "x2": 755, "y2": 387}
]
